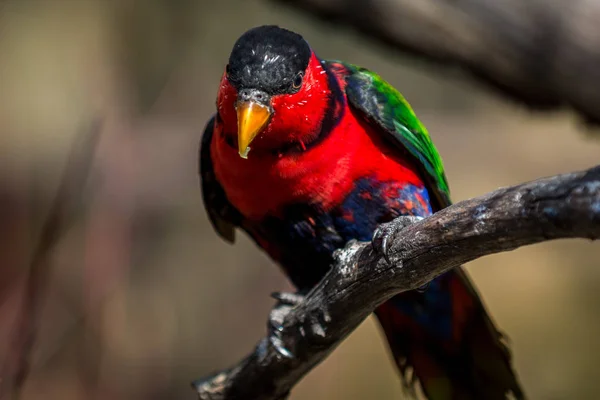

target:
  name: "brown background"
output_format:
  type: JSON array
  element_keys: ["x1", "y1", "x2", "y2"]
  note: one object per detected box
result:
[{"x1": 0, "y1": 1, "x2": 599, "y2": 399}]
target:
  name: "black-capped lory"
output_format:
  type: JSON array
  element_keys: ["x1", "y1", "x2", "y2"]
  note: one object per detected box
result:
[{"x1": 199, "y1": 25, "x2": 524, "y2": 400}]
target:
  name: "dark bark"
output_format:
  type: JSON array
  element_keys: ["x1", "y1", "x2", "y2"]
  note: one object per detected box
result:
[
  {"x1": 271, "y1": 0, "x2": 600, "y2": 127},
  {"x1": 193, "y1": 165, "x2": 600, "y2": 400}
]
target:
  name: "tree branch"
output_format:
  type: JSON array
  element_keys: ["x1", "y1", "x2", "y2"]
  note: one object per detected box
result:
[
  {"x1": 193, "y1": 165, "x2": 600, "y2": 400},
  {"x1": 271, "y1": 0, "x2": 600, "y2": 127}
]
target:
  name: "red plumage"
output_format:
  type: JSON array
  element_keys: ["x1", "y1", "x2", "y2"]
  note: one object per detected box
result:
[
  {"x1": 213, "y1": 53, "x2": 423, "y2": 220},
  {"x1": 201, "y1": 25, "x2": 524, "y2": 400}
]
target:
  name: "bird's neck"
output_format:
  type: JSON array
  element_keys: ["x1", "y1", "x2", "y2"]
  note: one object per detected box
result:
[{"x1": 269, "y1": 64, "x2": 345, "y2": 156}]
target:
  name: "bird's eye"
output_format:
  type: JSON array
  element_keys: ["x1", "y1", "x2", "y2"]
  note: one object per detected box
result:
[{"x1": 292, "y1": 72, "x2": 304, "y2": 89}]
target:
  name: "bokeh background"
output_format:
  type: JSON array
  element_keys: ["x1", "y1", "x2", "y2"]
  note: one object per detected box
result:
[{"x1": 1, "y1": 1, "x2": 599, "y2": 399}]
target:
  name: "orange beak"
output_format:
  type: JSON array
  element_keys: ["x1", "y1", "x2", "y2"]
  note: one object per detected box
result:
[{"x1": 236, "y1": 101, "x2": 272, "y2": 159}]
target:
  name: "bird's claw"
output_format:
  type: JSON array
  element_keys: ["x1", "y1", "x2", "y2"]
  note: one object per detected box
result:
[
  {"x1": 269, "y1": 332, "x2": 294, "y2": 359},
  {"x1": 416, "y1": 282, "x2": 430, "y2": 293},
  {"x1": 371, "y1": 216, "x2": 424, "y2": 265},
  {"x1": 268, "y1": 291, "x2": 306, "y2": 359},
  {"x1": 271, "y1": 291, "x2": 305, "y2": 306}
]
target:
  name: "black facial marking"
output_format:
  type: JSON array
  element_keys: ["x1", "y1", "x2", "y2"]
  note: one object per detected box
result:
[{"x1": 227, "y1": 25, "x2": 311, "y2": 95}]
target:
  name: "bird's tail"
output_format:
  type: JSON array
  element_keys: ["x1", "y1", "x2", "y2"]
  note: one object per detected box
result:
[{"x1": 374, "y1": 268, "x2": 525, "y2": 400}]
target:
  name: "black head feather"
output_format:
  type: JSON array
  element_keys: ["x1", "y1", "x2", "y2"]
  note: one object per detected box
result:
[{"x1": 227, "y1": 25, "x2": 311, "y2": 95}]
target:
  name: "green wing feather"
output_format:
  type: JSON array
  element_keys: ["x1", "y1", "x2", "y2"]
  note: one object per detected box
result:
[{"x1": 326, "y1": 61, "x2": 451, "y2": 209}]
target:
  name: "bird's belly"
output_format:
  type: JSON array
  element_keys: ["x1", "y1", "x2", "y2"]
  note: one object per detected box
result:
[{"x1": 251, "y1": 176, "x2": 433, "y2": 290}]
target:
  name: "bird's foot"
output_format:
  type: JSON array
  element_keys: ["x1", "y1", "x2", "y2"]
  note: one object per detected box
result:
[
  {"x1": 371, "y1": 216, "x2": 424, "y2": 265},
  {"x1": 268, "y1": 291, "x2": 306, "y2": 358},
  {"x1": 271, "y1": 291, "x2": 305, "y2": 306}
]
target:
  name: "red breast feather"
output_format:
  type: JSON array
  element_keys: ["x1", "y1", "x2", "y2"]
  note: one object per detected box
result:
[{"x1": 212, "y1": 53, "x2": 423, "y2": 220}]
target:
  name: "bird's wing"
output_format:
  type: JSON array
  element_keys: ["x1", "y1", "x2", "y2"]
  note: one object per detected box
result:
[
  {"x1": 326, "y1": 60, "x2": 451, "y2": 209},
  {"x1": 199, "y1": 115, "x2": 241, "y2": 243}
]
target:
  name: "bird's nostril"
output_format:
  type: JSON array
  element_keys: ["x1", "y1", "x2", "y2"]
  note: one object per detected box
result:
[{"x1": 239, "y1": 89, "x2": 267, "y2": 103}]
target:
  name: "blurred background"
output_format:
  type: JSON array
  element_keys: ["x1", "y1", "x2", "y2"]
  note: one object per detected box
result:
[{"x1": 0, "y1": 0, "x2": 599, "y2": 399}]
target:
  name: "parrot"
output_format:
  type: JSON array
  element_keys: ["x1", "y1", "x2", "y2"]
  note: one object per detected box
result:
[{"x1": 199, "y1": 25, "x2": 525, "y2": 400}]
